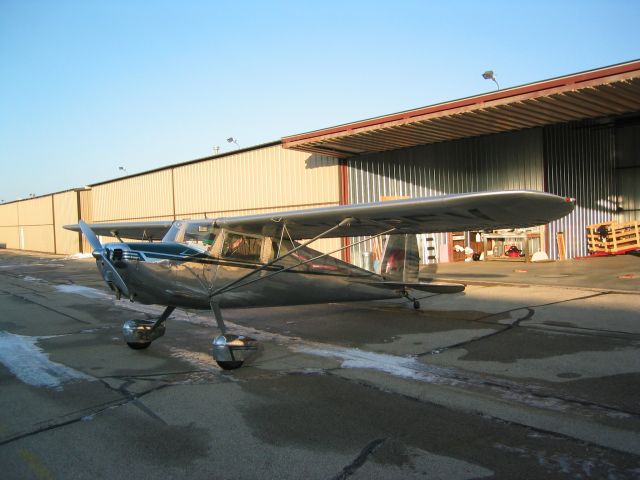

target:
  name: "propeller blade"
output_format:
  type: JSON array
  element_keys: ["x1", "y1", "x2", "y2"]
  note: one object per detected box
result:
[
  {"x1": 99, "y1": 254, "x2": 130, "y2": 298},
  {"x1": 78, "y1": 220, "x2": 103, "y2": 252},
  {"x1": 77, "y1": 220, "x2": 130, "y2": 298}
]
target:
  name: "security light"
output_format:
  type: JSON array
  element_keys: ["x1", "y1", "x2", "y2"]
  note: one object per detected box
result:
[
  {"x1": 482, "y1": 70, "x2": 500, "y2": 90},
  {"x1": 227, "y1": 137, "x2": 240, "y2": 147}
]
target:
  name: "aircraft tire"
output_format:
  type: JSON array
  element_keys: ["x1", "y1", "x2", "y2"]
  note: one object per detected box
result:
[
  {"x1": 413, "y1": 300, "x2": 420, "y2": 310},
  {"x1": 127, "y1": 342, "x2": 151, "y2": 350},
  {"x1": 217, "y1": 361, "x2": 243, "y2": 370}
]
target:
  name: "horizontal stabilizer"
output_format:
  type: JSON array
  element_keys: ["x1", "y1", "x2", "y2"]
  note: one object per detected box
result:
[{"x1": 377, "y1": 281, "x2": 465, "y2": 294}]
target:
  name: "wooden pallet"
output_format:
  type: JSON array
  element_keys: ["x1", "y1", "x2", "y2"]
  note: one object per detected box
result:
[{"x1": 586, "y1": 220, "x2": 640, "y2": 254}]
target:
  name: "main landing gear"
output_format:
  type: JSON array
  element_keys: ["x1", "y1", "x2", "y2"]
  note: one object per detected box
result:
[
  {"x1": 209, "y1": 301, "x2": 258, "y2": 370},
  {"x1": 123, "y1": 306, "x2": 175, "y2": 349},
  {"x1": 122, "y1": 303, "x2": 258, "y2": 370}
]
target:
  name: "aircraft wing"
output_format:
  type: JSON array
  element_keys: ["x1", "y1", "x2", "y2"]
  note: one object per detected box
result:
[
  {"x1": 63, "y1": 220, "x2": 174, "y2": 241},
  {"x1": 217, "y1": 190, "x2": 575, "y2": 239}
]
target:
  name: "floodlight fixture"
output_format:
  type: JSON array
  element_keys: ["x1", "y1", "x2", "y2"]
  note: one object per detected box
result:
[
  {"x1": 482, "y1": 70, "x2": 500, "y2": 90},
  {"x1": 118, "y1": 166, "x2": 128, "y2": 174},
  {"x1": 227, "y1": 137, "x2": 240, "y2": 148}
]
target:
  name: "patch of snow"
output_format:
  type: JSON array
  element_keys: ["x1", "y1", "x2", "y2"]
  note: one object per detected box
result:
[
  {"x1": 54, "y1": 284, "x2": 111, "y2": 299},
  {"x1": 0, "y1": 331, "x2": 94, "y2": 390},
  {"x1": 22, "y1": 276, "x2": 44, "y2": 283},
  {"x1": 169, "y1": 347, "x2": 218, "y2": 372},
  {"x1": 64, "y1": 253, "x2": 94, "y2": 260},
  {"x1": 295, "y1": 344, "x2": 451, "y2": 383}
]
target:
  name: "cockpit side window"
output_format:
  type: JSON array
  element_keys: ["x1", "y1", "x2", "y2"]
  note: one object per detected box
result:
[{"x1": 221, "y1": 232, "x2": 262, "y2": 262}]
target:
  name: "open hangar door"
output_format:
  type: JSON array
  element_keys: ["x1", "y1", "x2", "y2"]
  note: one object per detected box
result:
[
  {"x1": 345, "y1": 119, "x2": 638, "y2": 268},
  {"x1": 346, "y1": 128, "x2": 546, "y2": 268}
]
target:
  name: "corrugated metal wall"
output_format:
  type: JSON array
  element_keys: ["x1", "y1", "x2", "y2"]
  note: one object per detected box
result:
[
  {"x1": 16, "y1": 196, "x2": 55, "y2": 252},
  {"x1": 0, "y1": 144, "x2": 342, "y2": 255},
  {"x1": 53, "y1": 191, "x2": 80, "y2": 255},
  {"x1": 1, "y1": 125, "x2": 635, "y2": 261},
  {"x1": 544, "y1": 123, "x2": 616, "y2": 259},
  {"x1": 0, "y1": 202, "x2": 19, "y2": 249},
  {"x1": 616, "y1": 122, "x2": 640, "y2": 223},
  {"x1": 91, "y1": 170, "x2": 174, "y2": 222},
  {"x1": 172, "y1": 145, "x2": 342, "y2": 255},
  {"x1": 0, "y1": 191, "x2": 83, "y2": 254},
  {"x1": 173, "y1": 145, "x2": 340, "y2": 218},
  {"x1": 347, "y1": 129, "x2": 544, "y2": 266}
]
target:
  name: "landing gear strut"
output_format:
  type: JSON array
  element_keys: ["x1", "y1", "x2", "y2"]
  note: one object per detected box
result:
[
  {"x1": 123, "y1": 306, "x2": 175, "y2": 349},
  {"x1": 210, "y1": 301, "x2": 258, "y2": 370}
]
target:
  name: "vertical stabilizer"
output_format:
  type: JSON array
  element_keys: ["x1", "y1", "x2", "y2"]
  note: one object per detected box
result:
[{"x1": 380, "y1": 234, "x2": 420, "y2": 282}]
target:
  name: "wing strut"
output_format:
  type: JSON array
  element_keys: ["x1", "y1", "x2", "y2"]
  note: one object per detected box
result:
[
  {"x1": 207, "y1": 217, "x2": 355, "y2": 299},
  {"x1": 209, "y1": 226, "x2": 397, "y2": 299}
]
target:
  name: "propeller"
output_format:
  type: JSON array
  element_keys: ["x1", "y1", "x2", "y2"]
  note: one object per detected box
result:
[{"x1": 78, "y1": 220, "x2": 130, "y2": 298}]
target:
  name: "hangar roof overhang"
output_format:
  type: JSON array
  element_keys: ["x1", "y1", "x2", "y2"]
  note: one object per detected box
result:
[{"x1": 282, "y1": 60, "x2": 640, "y2": 158}]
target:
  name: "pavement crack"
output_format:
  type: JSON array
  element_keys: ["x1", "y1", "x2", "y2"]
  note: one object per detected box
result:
[
  {"x1": 0, "y1": 288, "x2": 92, "y2": 325},
  {"x1": 0, "y1": 382, "x2": 173, "y2": 447},
  {"x1": 330, "y1": 438, "x2": 386, "y2": 480}
]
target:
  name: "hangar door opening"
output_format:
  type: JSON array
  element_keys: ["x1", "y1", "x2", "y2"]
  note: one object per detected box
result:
[{"x1": 346, "y1": 129, "x2": 544, "y2": 268}]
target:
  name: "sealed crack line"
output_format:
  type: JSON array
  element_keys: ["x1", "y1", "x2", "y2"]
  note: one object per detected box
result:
[
  {"x1": 0, "y1": 383, "x2": 172, "y2": 447},
  {"x1": 420, "y1": 308, "x2": 535, "y2": 358},
  {"x1": 331, "y1": 438, "x2": 387, "y2": 480},
  {"x1": 99, "y1": 369, "x2": 216, "y2": 380},
  {"x1": 474, "y1": 290, "x2": 612, "y2": 325},
  {"x1": 333, "y1": 372, "x2": 640, "y2": 459},
  {"x1": 303, "y1": 343, "x2": 640, "y2": 420},
  {"x1": 419, "y1": 291, "x2": 614, "y2": 358}
]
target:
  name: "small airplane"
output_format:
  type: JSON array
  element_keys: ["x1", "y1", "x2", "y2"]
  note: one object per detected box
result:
[{"x1": 65, "y1": 190, "x2": 574, "y2": 370}]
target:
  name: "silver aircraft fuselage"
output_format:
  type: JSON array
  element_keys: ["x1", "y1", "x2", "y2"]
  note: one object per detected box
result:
[{"x1": 98, "y1": 237, "x2": 400, "y2": 310}]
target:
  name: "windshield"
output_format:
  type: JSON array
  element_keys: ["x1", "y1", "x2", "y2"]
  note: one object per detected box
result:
[{"x1": 164, "y1": 220, "x2": 217, "y2": 250}]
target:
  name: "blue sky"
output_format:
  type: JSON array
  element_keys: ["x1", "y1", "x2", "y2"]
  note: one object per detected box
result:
[{"x1": 1, "y1": 0, "x2": 639, "y2": 202}]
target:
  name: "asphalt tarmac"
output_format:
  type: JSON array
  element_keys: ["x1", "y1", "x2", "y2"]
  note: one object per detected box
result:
[{"x1": 1, "y1": 249, "x2": 639, "y2": 479}]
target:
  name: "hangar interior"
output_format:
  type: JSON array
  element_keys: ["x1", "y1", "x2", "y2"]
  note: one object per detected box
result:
[{"x1": 1, "y1": 60, "x2": 639, "y2": 266}]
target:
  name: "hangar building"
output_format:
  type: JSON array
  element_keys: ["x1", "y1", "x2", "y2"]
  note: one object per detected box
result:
[{"x1": 1, "y1": 60, "x2": 639, "y2": 266}]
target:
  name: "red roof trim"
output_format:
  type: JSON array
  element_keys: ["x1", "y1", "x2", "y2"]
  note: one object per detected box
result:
[{"x1": 283, "y1": 60, "x2": 640, "y2": 145}]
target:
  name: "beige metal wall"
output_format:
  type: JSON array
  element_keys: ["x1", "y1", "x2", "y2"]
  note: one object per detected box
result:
[
  {"x1": 172, "y1": 145, "x2": 342, "y2": 256},
  {"x1": 53, "y1": 191, "x2": 81, "y2": 255},
  {"x1": 0, "y1": 191, "x2": 83, "y2": 254},
  {"x1": 0, "y1": 203, "x2": 19, "y2": 249},
  {"x1": 16, "y1": 196, "x2": 55, "y2": 252},
  {"x1": 0, "y1": 143, "x2": 342, "y2": 255},
  {"x1": 90, "y1": 170, "x2": 174, "y2": 222},
  {"x1": 173, "y1": 145, "x2": 340, "y2": 218}
]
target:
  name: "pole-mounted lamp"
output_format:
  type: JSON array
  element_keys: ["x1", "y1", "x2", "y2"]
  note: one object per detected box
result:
[{"x1": 482, "y1": 70, "x2": 500, "y2": 90}]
